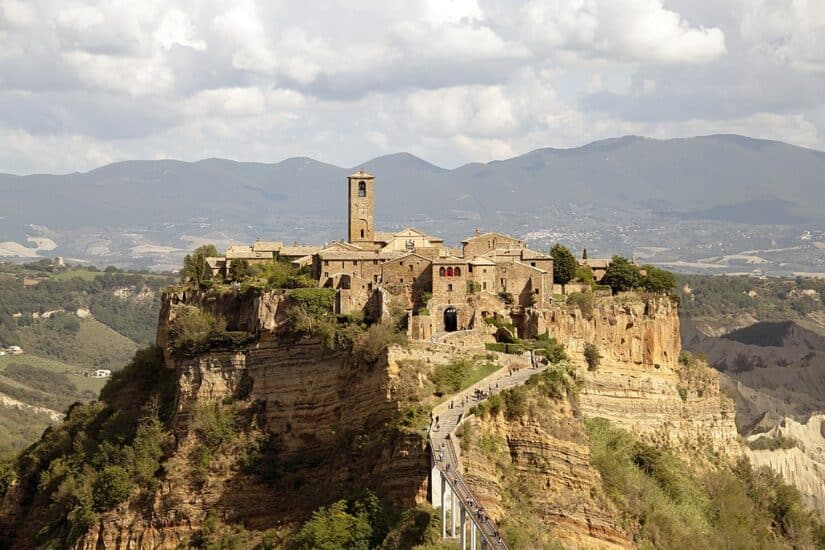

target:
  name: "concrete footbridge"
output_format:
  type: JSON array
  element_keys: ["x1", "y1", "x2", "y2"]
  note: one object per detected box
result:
[{"x1": 428, "y1": 352, "x2": 550, "y2": 549}]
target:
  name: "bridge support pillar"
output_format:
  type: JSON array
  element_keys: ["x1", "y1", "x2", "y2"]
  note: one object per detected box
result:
[
  {"x1": 451, "y1": 488, "x2": 456, "y2": 537},
  {"x1": 460, "y1": 504, "x2": 467, "y2": 550},
  {"x1": 440, "y1": 473, "x2": 447, "y2": 539}
]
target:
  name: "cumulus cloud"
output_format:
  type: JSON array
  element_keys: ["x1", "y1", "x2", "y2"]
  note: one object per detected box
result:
[{"x1": 0, "y1": 0, "x2": 822, "y2": 174}]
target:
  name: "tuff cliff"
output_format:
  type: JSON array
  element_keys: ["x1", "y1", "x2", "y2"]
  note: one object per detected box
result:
[
  {"x1": 537, "y1": 295, "x2": 739, "y2": 456},
  {"x1": 0, "y1": 290, "x2": 747, "y2": 549}
]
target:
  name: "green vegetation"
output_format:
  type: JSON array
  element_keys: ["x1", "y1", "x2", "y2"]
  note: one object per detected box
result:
[
  {"x1": 587, "y1": 417, "x2": 825, "y2": 549},
  {"x1": 181, "y1": 244, "x2": 219, "y2": 287},
  {"x1": 549, "y1": 244, "x2": 578, "y2": 286},
  {"x1": 748, "y1": 435, "x2": 798, "y2": 451},
  {"x1": 566, "y1": 291, "x2": 593, "y2": 319},
  {"x1": 292, "y1": 492, "x2": 444, "y2": 550},
  {"x1": 430, "y1": 359, "x2": 500, "y2": 396},
  {"x1": 14, "y1": 346, "x2": 174, "y2": 547},
  {"x1": 16, "y1": 315, "x2": 138, "y2": 371},
  {"x1": 601, "y1": 256, "x2": 676, "y2": 295},
  {"x1": 583, "y1": 343, "x2": 601, "y2": 371},
  {"x1": 166, "y1": 307, "x2": 253, "y2": 357},
  {"x1": 677, "y1": 274, "x2": 825, "y2": 329}
]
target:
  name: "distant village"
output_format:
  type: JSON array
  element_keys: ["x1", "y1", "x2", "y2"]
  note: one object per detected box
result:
[{"x1": 206, "y1": 171, "x2": 611, "y2": 339}]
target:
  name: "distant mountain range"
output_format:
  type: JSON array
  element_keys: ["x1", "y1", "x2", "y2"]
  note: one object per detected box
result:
[
  {"x1": 2, "y1": 134, "x2": 824, "y2": 230},
  {"x1": 2, "y1": 134, "x2": 825, "y2": 270}
]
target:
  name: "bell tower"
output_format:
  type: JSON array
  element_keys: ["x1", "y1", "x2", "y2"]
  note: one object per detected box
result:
[{"x1": 348, "y1": 170, "x2": 375, "y2": 244}]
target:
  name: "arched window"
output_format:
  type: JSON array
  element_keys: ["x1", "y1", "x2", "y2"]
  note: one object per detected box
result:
[
  {"x1": 454, "y1": 267, "x2": 461, "y2": 276},
  {"x1": 439, "y1": 267, "x2": 446, "y2": 277},
  {"x1": 446, "y1": 267, "x2": 454, "y2": 277},
  {"x1": 358, "y1": 181, "x2": 366, "y2": 197}
]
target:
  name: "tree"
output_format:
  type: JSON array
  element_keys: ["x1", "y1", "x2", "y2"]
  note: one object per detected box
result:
[
  {"x1": 181, "y1": 244, "x2": 218, "y2": 287},
  {"x1": 292, "y1": 500, "x2": 372, "y2": 550},
  {"x1": 228, "y1": 259, "x2": 252, "y2": 281},
  {"x1": 550, "y1": 244, "x2": 578, "y2": 287},
  {"x1": 640, "y1": 265, "x2": 676, "y2": 294},
  {"x1": 582, "y1": 248, "x2": 588, "y2": 260},
  {"x1": 602, "y1": 256, "x2": 641, "y2": 294}
]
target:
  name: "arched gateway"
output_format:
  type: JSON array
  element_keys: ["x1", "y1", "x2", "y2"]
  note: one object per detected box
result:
[{"x1": 443, "y1": 307, "x2": 458, "y2": 332}]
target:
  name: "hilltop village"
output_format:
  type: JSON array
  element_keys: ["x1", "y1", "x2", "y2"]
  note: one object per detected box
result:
[{"x1": 206, "y1": 171, "x2": 610, "y2": 340}]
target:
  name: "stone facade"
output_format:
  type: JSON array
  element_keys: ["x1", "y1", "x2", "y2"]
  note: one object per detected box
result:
[{"x1": 205, "y1": 171, "x2": 618, "y2": 337}]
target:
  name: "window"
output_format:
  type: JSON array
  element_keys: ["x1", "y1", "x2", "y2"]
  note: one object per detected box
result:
[
  {"x1": 439, "y1": 267, "x2": 446, "y2": 277},
  {"x1": 373, "y1": 260, "x2": 378, "y2": 265},
  {"x1": 352, "y1": 260, "x2": 357, "y2": 266},
  {"x1": 483, "y1": 268, "x2": 487, "y2": 274},
  {"x1": 447, "y1": 283, "x2": 453, "y2": 292},
  {"x1": 400, "y1": 261, "x2": 404, "y2": 266},
  {"x1": 468, "y1": 264, "x2": 473, "y2": 273},
  {"x1": 446, "y1": 267, "x2": 454, "y2": 277},
  {"x1": 360, "y1": 229, "x2": 365, "y2": 238},
  {"x1": 400, "y1": 278, "x2": 404, "y2": 283},
  {"x1": 324, "y1": 260, "x2": 329, "y2": 266},
  {"x1": 530, "y1": 261, "x2": 536, "y2": 267},
  {"x1": 324, "y1": 272, "x2": 329, "y2": 278},
  {"x1": 409, "y1": 264, "x2": 413, "y2": 271},
  {"x1": 482, "y1": 282, "x2": 487, "y2": 290},
  {"x1": 358, "y1": 181, "x2": 366, "y2": 197},
  {"x1": 534, "y1": 289, "x2": 540, "y2": 294},
  {"x1": 374, "y1": 274, "x2": 379, "y2": 282},
  {"x1": 454, "y1": 267, "x2": 461, "y2": 276}
]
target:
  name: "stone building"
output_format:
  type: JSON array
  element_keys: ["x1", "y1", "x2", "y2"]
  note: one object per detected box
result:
[{"x1": 206, "y1": 169, "x2": 597, "y2": 338}]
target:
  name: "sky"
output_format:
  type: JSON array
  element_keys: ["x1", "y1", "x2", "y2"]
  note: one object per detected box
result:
[{"x1": 0, "y1": 0, "x2": 824, "y2": 174}]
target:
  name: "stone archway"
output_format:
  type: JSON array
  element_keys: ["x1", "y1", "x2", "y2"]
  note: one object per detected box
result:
[{"x1": 443, "y1": 306, "x2": 458, "y2": 332}]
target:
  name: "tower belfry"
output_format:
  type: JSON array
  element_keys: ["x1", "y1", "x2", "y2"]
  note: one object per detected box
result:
[{"x1": 348, "y1": 170, "x2": 375, "y2": 244}]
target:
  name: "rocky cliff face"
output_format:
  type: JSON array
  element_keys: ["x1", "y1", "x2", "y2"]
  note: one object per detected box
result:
[
  {"x1": 746, "y1": 414, "x2": 825, "y2": 519},
  {"x1": 459, "y1": 402, "x2": 632, "y2": 549},
  {"x1": 539, "y1": 295, "x2": 739, "y2": 457},
  {"x1": 71, "y1": 289, "x2": 432, "y2": 549}
]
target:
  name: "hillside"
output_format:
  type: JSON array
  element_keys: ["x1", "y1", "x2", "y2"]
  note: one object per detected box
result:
[
  {"x1": 0, "y1": 263, "x2": 175, "y2": 454},
  {"x1": 2, "y1": 135, "x2": 825, "y2": 272},
  {"x1": 2, "y1": 281, "x2": 816, "y2": 549}
]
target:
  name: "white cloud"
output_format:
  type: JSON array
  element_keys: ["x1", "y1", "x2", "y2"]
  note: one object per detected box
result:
[
  {"x1": 741, "y1": 0, "x2": 825, "y2": 72},
  {"x1": 0, "y1": 0, "x2": 823, "y2": 175}
]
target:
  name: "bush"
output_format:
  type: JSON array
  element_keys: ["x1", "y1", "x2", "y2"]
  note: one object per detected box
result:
[
  {"x1": 289, "y1": 288, "x2": 336, "y2": 317},
  {"x1": 498, "y1": 292, "x2": 514, "y2": 305},
  {"x1": 351, "y1": 323, "x2": 406, "y2": 366},
  {"x1": 502, "y1": 387, "x2": 527, "y2": 420},
  {"x1": 167, "y1": 307, "x2": 228, "y2": 355},
  {"x1": 566, "y1": 292, "x2": 594, "y2": 319},
  {"x1": 584, "y1": 343, "x2": 601, "y2": 371},
  {"x1": 92, "y1": 465, "x2": 133, "y2": 511},
  {"x1": 747, "y1": 435, "x2": 797, "y2": 451}
]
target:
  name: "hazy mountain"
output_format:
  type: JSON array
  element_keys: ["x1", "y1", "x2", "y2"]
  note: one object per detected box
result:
[
  {"x1": 2, "y1": 134, "x2": 825, "y2": 270},
  {"x1": 2, "y1": 134, "x2": 824, "y2": 230}
]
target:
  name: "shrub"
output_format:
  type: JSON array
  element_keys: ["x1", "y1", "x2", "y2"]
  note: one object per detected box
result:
[
  {"x1": 584, "y1": 343, "x2": 601, "y2": 371},
  {"x1": 92, "y1": 465, "x2": 133, "y2": 511},
  {"x1": 193, "y1": 402, "x2": 236, "y2": 449},
  {"x1": 351, "y1": 322, "x2": 406, "y2": 366},
  {"x1": 502, "y1": 387, "x2": 527, "y2": 420},
  {"x1": 747, "y1": 435, "x2": 797, "y2": 451},
  {"x1": 566, "y1": 291, "x2": 594, "y2": 319},
  {"x1": 289, "y1": 288, "x2": 336, "y2": 317},
  {"x1": 466, "y1": 280, "x2": 481, "y2": 294},
  {"x1": 167, "y1": 307, "x2": 228, "y2": 355},
  {"x1": 498, "y1": 292, "x2": 514, "y2": 305}
]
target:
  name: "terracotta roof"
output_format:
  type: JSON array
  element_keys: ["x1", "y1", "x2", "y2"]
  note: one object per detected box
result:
[
  {"x1": 469, "y1": 257, "x2": 496, "y2": 266},
  {"x1": 432, "y1": 255, "x2": 467, "y2": 264},
  {"x1": 318, "y1": 250, "x2": 403, "y2": 260},
  {"x1": 382, "y1": 252, "x2": 432, "y2": 264},
  {"x1": 461, "y1": 231, "x2": 522, "y2": 244},
  {"x1": 280, "y1": 245, "x2": 322, "y2": 257},
  {"x1": 252, "y1": 240, "x2": 283, "y2": 252},
  {"x1": 579, "y1": 258, "x2": 610, "y2": 268}
]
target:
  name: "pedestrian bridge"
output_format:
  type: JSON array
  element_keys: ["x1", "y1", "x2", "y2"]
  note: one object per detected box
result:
[{"x1": 428, "y1": 353, "x2": 548, "y2": 549}]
